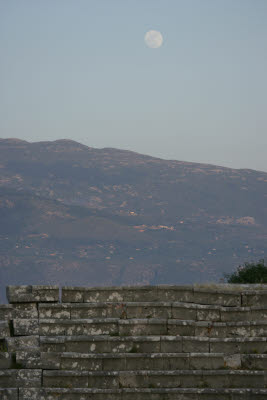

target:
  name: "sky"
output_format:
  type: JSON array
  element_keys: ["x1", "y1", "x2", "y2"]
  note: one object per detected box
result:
[{"x1": 1, "y1": 0, "x2": 267, "y2": 172}]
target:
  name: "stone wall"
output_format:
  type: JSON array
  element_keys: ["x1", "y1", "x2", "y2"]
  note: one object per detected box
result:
[{"x1": 1, "y1": 284, "x2": 267, "y2": 399}]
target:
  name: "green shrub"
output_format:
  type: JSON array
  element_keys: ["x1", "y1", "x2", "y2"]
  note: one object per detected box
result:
[{"x1": 225, "y1": 259, "x2": 267, "y2": 283}]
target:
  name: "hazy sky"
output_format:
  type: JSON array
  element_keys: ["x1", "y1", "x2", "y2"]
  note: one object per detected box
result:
[{"x1": 1, "y1": 0, "x2": 267, "y2": 172}]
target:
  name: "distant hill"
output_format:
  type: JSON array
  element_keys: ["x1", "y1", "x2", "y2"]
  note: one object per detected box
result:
[{"x1": 0, "y1": 138, "x2": 266, "y2": 301}]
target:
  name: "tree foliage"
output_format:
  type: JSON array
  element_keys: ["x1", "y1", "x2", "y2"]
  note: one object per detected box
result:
[{"x1": 225, "y1": 259, "x2": 267, "y2": 284}]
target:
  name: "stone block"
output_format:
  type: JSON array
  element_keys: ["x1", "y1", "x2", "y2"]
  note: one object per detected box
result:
[
  {"x1": 195, "y1": 321, "x2": 253, "y2": 338},
  {"x1": 0, "y1": 321, "x2": 10, "y2": 337},
  {"x1": 250, "y1": 306, "x2": 267, "y2": 321},
  {"x1": 19, "y1": 388, "x2": 122, "y2": 400},
  {"x1": 126, "y1": 302, "x2": 171, "y2": 319},
  {"x1": 0, "y1": 352, "x2": 12, "y2": 369},
  {"x1": 224, "y1": 354, "x2": 241, "y2": 369},
  {"x1": 39, "y1": 304, "x2": 71, "y2": 319},
  {"x1": 167, "y1": 320, "x2": 195, "y2": 336},
  {"x1": 0, "y1": 389, "x2": 18, "y2": 400},
  {"x1": 16, "y1": 350, "x2": 60, "y2": 369},
  {"x1": 241, "y1": 354, "x2": 267, "y2": 370},
  {"x1": 84, "y1": 288, "x2": 124, "y2": 303},
  {"x1": 193, "y1": 288, "x2": 241, "y2": 307},
  {"x1": 160, "y1": 336, "x2": 183, "y2": 353},
  {"x1": 172, "y1": 303, "x2": 197, "y2": 320},
  {"x1": 0, "y1": 369, "x2": 41, "y2": 387},
  {"x1": 6, "y1": 336, "x2": 39, "y2": 352},
  {"x1": 210, "y1": 338, "x2": 267, "y2": 354},
  {"x1": 13, "y1": 319, "x2": 39, "y2": 336},
  {"x1": 182, "y1": 337, "x2": 209, "y2": 353},
  {"x1": 189, "y1": 353, "x2": 224, "y2": 370},
  {"x1": 119, "y1": 319, "x2": 167, "y2": 336},
  {"x1": 196, "y1": 305, "x2": 221, "y2": 322},
  {"x1": 6, "y1": 285, "x2": 59, "y2": 303},
  {"x1": 61, "y1": 353, "x2": 103, "y2": 371},
  {"x1": 242, "y1": 291, "x2": 267, "y2": 307},
  {"x1": 121, "y1": 287, "x2": 159, "y2": 302},
  {"x1": 62, "y1": 287, "x2": 86, "y2": 303},
  {"x1": 250, "y1": 321, "x2": 267, "y2": 337},
  {"x1": 39, "y1": 318, "x2": 118, "y2": 336},
  {"x1": 87, "y1": 371, "x2": 118, "y2": 389},
  {"x1": 43, "y1": 370, "x2": 89, "y2": 388},
  {"x1": 157, "y1": 285, "x2": 194, "y2": 302},
  {"x1": 40, "y1": 336, "x2": 66, "y2": 353},
  {"x1": 69, "y1": 303, "x2": 112, "y2": 319},
  {"x1": 0, "y1": 305, "x2": 13, "y2": 320},
  {"x1": 220, "y1": 307, "x2": 251, "y2": 322}
]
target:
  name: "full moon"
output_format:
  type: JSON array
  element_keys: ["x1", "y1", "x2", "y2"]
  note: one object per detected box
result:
[{"x1": 144, "y1": 30, "x2": 163, "y2": 49}]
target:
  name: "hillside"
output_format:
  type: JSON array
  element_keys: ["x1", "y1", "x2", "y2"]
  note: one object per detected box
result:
[{"x1": 0, "y1": 138, "x2": 266, "y2": 301}]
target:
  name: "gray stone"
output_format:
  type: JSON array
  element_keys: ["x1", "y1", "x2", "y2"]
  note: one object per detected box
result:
[
  {"x1": 6, "y1": 336, "x2": 39, "y2": 352},
  {"x1": 172, "y1": 302, "x2": 197, "y2": 320},
  {"x1": 43, "y1": 370, "x2": 89, "y2": 388},
  {"x1": 182, "y1": 336, "x2": 210, "y2": 353},
  {"x1": 126, "y1": 302, "x2": 172, "y2": 319},
  {"x1": 157, "y1": 285, "x2": 194, "y2": 302},
  {"x1": 0, "y1": 352, "x2": 12, "y2": 369},
  {"x1": 242, "y1": 291, "x2": 267, "y2": 307},
  {"x1": 0, "y1": 389, "x2": 18, "y2": 400},
  {"x1": 16, "y1": 350, "x2": 60, "y2": 369},
  {"x1": 0, "y1": 369, "x2": 41, "y2": 387},
  {"x1": 39, "y1": 304, "x2": 71, "y2": 319},
  {"x1": 13, "y1": 319, "x2": 39, "y2": 336},
  {"x1": 0, "y1": 321, "x2": 10, "y2": 337},
  {"x1": 0, "y1": 305, "x2": 13, "y2": 320},
  {"x1": 193, "y1": 288, "x2": 241, "y2": 307},
  {"x1": 119, "y1": 319, "x2": 167, "y2": 336},
  {"x1": 167, "y1": 320, "x2": 195, "y2": 336},
  {"x1": 6, "y1": 285, "x2": 59, "y2": 303},
  {"x1": 40, "y1": 318, "x2": 118, "y2": 336}
]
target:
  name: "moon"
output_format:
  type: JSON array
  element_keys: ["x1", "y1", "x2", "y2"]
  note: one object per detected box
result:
[{"x1": 144, "y1": 30, "x2": 163, "y2": 49}]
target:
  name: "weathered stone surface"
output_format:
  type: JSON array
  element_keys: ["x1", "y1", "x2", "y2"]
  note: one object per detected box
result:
[
  {"x1": 172, "y1": 302, "x2": 197, "y2": 320},
  {"x1": 242, "y1": 291, "x2": 267, "y2": 307},
  {"x1": 196, "y1": 305, "x2": 221, "y2": 322},
  {"x1": 0, "y1": 321, "x2": 10, "y2": 337},
  {"x1": 241, "y1": 354, "x2": 267, "y2": 370},
  {"x1": 168, "y1": 320, "x2": 195, "y2": 336},
  {"x1": 0, "y1": 389, "x2": 18, "y2": 400},
  {"x1": 13, "y1": 319, "x2": 39, "y2": 336},
  {"x1": 0, "y1": 305, "x2": 13, "y2": 320},
  {"x1": 182, "y1": 337, "x2": 209, "y2": 353},
  {"x1": 193, "y1": 288, "x2": 241, "y2": 307},
  {"x1": 210, "y1": 337, "x2": 267, "y2": 354},
  {"x1": 61, "y1": 287, "x2": 86, "y2": 303},
  {"x1": 39, "y1": 304, "x2": 71, "y2": 319},
  {"x1": 6, "y1": 285, "x2": 59, "y2": 303},
  {"x1": 58, "y1": 352, "x2": 227, "y2": 371},
  {"x1": 126, "y1": 302, "x2": 172, "y2": 319},
  {"x1": 0, "y1": 352, "x2": 12, "y2": 369},
  {"x1": 39, "y1": 318, "x2": 118, "y2": 336},
  {"x1": 220, "y1": 307, "x2": 251, "y2": 322},
  {"x1": 0, "y1": 369, "x2": 41, "y2": 387},
  {"x1": 43, "y1": 370, "x2": 89, "y2": 388},
  {"x1": 3, "y1": 284, "x2": 267, "y2": 396},
  {"x1": 119, "y1": 319, "x2": 167, "y2": 336},
  {"x1": 16, "y1": 350, "x2": 60, "y2": 369},
  {"x1": 40, "y1": 335, "x2": 161, "y2": 354},
  {"x1": 17, "y1": 388, "x2": 267, "y2": 400},
  {"x1": 6, "y1": 336, "x2": 39, "y2": 352},
  {"x1": 157, "y1": 285, "x2": 194, "y2": 303}
]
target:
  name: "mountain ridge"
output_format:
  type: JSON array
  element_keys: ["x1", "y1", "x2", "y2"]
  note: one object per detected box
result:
[{"x1": 0, "y1": 138, "x2": 266, "y2": 302}]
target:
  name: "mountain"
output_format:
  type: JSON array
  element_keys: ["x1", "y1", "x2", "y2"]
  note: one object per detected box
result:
[{"x1": 0, "y1": 138, "x2": 266, "y2": 301}]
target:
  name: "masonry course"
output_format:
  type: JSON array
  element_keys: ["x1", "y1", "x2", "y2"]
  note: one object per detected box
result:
[{"x1": 1, "y1": 284, "x2": 267, "y2": 399}]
